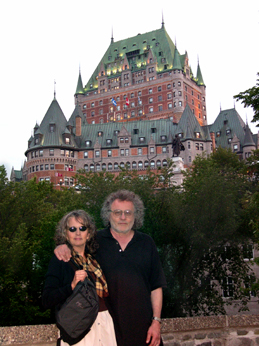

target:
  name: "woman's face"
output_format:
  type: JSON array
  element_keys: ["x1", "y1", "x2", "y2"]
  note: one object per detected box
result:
[{"x1": 66, "y1": 217, "x2": 89, "y2": 252}]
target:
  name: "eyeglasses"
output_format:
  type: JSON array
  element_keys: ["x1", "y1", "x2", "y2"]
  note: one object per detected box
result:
[
  {"x1": 68, "y1": 226, "x2": 87, "y2": 232},
  {"x1": 109, "y1": 209, "x2": 134, "y2": 218}
]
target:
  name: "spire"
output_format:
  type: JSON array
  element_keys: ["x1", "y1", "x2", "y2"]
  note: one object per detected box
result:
[
  {"x1": 54, "y1": 80, "x2": 56, "y2": 100},
  {"x1": 196, "y1": 60, "x2": 205, "y2": 86},
  {"x1": 172, "y1": 46, "x2": 182, "y2": 70},
  {"x1": 111, "y1": 27, "x2": 114, "y2": 44},
  {"x1": 75, "y1": 69, "x2": 84, "y2": 95},
  {"x1": 161, "y1": 11, "x2": 165, "y2": 29}
]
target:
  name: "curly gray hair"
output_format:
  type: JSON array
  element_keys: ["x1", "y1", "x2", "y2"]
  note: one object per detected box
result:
[
  {"x1": 54, "y1": 210, "x2": 98, "y2": 253},
  {"x1": 101, "y1": 190, "x2": 145, "y2": 229}
]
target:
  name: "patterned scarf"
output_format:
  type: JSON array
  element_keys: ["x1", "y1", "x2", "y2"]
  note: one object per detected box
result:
[{"x1": 71, "y1": 249, "x2": 109, "y2": 298}]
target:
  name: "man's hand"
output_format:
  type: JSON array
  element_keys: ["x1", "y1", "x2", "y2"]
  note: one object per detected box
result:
[
  {"x1": 146, "y1": 320, "x2": 161, "y2": 346},
  {"x1": 54, "y1": 244, "x2": 71, "y2": 262}
]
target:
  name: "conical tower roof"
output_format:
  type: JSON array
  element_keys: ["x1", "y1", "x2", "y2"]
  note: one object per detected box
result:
[
  {"x1": 75, "y1": 71, "x2": 84, "y2": 95},
  {"x1": 196, "y1": 62, "x2": 205, "y2": 86},
  {"x1": 243, "y1": 123, "x2": 256, "y2": 148},
  {"x1": 172, "y1": 47, "x2": 182, "y2": 70}
]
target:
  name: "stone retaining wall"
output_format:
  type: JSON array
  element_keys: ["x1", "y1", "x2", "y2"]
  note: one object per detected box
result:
[{"x1": 1, "y1": 315, "x2": 259, "y2": 346}]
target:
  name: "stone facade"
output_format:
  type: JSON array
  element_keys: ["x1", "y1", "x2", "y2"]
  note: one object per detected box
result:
[{"x1": 2, "y1": 316, "x2": 259, "y2": 346}]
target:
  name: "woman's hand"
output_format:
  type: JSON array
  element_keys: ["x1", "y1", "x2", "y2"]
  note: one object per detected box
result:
[{"x1": 71, "y1": 270, "x2": 88, "y2": 290}]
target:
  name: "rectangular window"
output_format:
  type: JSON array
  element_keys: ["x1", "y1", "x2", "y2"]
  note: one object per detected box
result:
[
  {"x1": 120, "y1": 149, "x2": 124, "y2": 156},
  {"x1": 84, "y1": 151, "x2": 88, "y2": 158},
  {"x1": 45, "y1": 164, "x2": 49, "y2": 170},
  {"x1": 49, "y1": 149, "x2": 54, "y2": 156},
  {"x1": 39, "y1": 150, "x2": 43, "y2": 157},
  {"x1": 40, "y1": 164, "x2": 44, "y2": 171},
  {"x1": 150, "y1": 147, "x2": 154, "y2": 154},
  {"x1": 60, "y1": 149, "x2": 65, "y2": 156},
  {"x1": 138, "y1": 148, "x2": 142, "y2": 155},
  {"x1": 50, "y1": 164, "x2": 55, "y2": 170},
  {"x1": 95, "y1": 150, "x2": 100, "y2": 158},
  {"x1": 125, "y1": 149, "x2": 129, "y2": 156},
  {"x1": 108, "y1": 150, "x2": 112, "y2": 157}
]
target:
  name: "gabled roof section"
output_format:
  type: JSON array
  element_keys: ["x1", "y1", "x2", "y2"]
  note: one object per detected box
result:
[
  {"x1": 68, "y1": 103, "x2": 85, "y2": 128},
  {"x1": 84, "y1": 26, "x2": 176, "y2": 91},
  {"x1": 209, "y1": 108, "x2": 246, "y2": 148},
  {"x1": 176, "y1": 104, "x2": 207, "y2": 140}
]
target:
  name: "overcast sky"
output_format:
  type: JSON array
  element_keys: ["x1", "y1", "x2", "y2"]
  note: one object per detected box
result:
[{"x1": 1, "y1": 0, "x2": 258, "y2": 178}]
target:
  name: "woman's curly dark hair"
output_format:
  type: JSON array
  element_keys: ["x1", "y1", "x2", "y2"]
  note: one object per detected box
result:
[
  {"x1": 54, "y1": 210, "x2": 98, "y2": 254},
  {"x1": 101, "y1": 190, "x2": 145, "y2": 229}
]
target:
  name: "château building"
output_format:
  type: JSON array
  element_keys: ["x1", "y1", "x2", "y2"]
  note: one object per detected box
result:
[
  {"x1": 74, "y1": 21, "x2": 207, "y2": 126},
  {"x1": 10, "y1": 23, "x2": 259, "y2": 187}
]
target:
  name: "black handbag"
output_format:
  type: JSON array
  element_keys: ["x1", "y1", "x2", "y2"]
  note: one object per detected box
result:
[{"x1": 55, "y1": 259, "x2": 99, "y2": 345}]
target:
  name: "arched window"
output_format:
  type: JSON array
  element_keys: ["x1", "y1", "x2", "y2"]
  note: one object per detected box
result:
[
  {"x1": 114, "y1": 162, "x2": 118, "y2": 170},
  {"x1": 144, "y1": 160, "x2": 149, "y2": 167},
  {"x1": 138, "y1": 161, "x2": 143, "y2": 169},
  {"x1": 108, "y1": 163, "x2": 113, "y2": 170},
  {"x1": 132, "y1": 161, "x2": 137, "y2": 169},
  {"x1": 96, "y1": 164, "x2": 100, "y2": 171},
  {"x1": 102, "y1": 163, "x2": 106, "y2": 171},
  {"x1": 162, "y1": 159, "x2": 167, "y2": 167},
  {"x1": 90, "y1": 164, "x2": 94, "y2": 171},
  {"x1": 157, "y1": 160, "x2": 161, "y2": 167},
  {"x1": 84, "y1": 164, "x2": 88, "y2": 171},
  {"x1": 150, "y1": 160, "x2": 155, "y2": 168}
]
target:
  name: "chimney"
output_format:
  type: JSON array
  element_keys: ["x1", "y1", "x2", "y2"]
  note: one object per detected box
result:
[{"x1": 76, "y1": 116, "x2": 81, "y2": 137}]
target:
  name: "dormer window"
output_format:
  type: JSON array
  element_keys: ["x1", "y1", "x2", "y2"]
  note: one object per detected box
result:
[
  {"x1": 226, "y1": 129, "x2": 231, "y2": 135},
  {"x1": 49, "y1": 124, "x2": 55, "y2": 132},
  {"x1": 151, "y1": 128, "x2": 156, "y2": 133},
  {"x1": 216, "y1": 131, "x2": 221, "y2": 137},
  {"x1": 85, "y1": 140, "x2": 91, "y2": 147},
  {"x1": 114, "y1": 130, "x2": 120, "y2": 136},
  {"x1": 161, "y1": 135, "x2": 167, "y2": 142},
  {"x1": 106, "y1": 139, "x2": 112, "y2": 145},
  {"x1": 233, "y1": 144, "x2": 238, "y2": 152},
  {"x1": 98, "y1": 131, "x2": 103, "y2": 137},
  {"x1": 133, "y1": 129, "x2": 139, "y2": 135},
  {"x1": 65, "y1": 137, "x2": 70, "y2": 145},
  {"x1": 139, "y1": 137, "x2": 145, "y2": 143},
  {"x1": 195, "y1": 132, "x2": 201, "y2": 139},
  {"x1": 178, "y1": 133, "x2": 183, "y2": 138}
]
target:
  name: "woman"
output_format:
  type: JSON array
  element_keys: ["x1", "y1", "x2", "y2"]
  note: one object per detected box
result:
[{"x1": 42, "y1": 210, "x2": 117, "y2": 346}]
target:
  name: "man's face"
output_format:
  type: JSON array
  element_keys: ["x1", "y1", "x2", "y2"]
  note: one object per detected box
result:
[{"x1": 109, "y1": 199, "x2": 135, "y2": 234}]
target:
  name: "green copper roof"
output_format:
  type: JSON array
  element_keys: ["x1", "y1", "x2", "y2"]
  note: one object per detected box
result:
[
  {"x1": 172, "y1": 47, "x2": 182, "y2": 70},
  {"x1": 196, "y1": 62, "x2": 205, "y2": 86},
  {"x1": 84, "y1": 26, "x2": 176, "y2": 90},
  {"x1": 75, "y1": 71, "x2": 84, "y2": 95},
  {"x1": 243, "y1": 124, "x2": 256, "y2": 147}
]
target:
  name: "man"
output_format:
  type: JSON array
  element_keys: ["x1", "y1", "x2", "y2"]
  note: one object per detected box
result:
[{"x1": 55, "y1": 190, "x2": 166, "y2": 346}]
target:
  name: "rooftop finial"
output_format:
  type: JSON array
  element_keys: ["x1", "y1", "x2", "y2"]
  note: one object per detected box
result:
[
  {"x1": 161, "y1": 11, "x2": 165, "y2": 28},
  {"x1": 54, "y1": 80, "x2": 56, "y2": 99},
  {"x1": 111, "y1": 27, "x2": 114, "y2": 44}
]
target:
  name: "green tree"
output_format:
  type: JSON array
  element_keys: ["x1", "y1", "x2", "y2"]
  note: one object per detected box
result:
[
  {"x1": 161, "y1": 149, "x2": 255, "y2": 317},
  {"x1": 234, "y1": 72, "x2": 259, "y2": 125}
]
